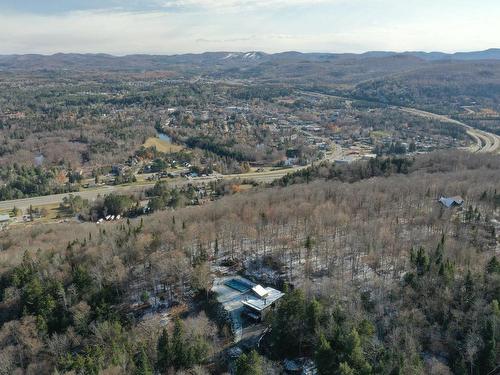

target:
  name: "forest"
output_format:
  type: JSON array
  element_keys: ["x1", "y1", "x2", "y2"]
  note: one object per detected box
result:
[{"x1": 0, "y1": 150, "x2": 499, "y2": 374}]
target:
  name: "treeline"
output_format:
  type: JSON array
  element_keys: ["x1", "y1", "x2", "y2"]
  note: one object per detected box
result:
[
  {"x1": 0, "y1": 165, "x2": 79, "y2": 201},
  {"x1": 229, "y1": 86, "x2": 292, "y2": 101},
  {"x1": 273, "y1": 156, "x2": 413, "y2": 187},
  {"x1": 61, "y1": 193, "x2": 141, "y2": 221},
  {"x1": 185, "y1": 136, "x2": 251, "y2": 162},
  {"x1": 146, "y1": 182, "x2": 205, "y2": 212}
]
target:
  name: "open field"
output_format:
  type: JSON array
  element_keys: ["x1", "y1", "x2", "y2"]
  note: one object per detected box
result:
[{"x1": 143, "y1": 137, "x2": 184, "y2": 153}]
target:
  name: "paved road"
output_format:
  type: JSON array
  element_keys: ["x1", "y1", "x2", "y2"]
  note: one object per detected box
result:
[
  {"x1": 0, "y1": 185, "x2": 147, "y2": 212},
  {"x1": 400, "y1": 108, "x2": 500, "y2": 154},
  {"x1": 0, "y1": 167, "x2": 304, "y2": 212}
]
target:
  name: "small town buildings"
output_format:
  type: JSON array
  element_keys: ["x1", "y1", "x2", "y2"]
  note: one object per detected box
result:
[{"x1": 334, "y1": 155, "x2": 359, "y2": 164}]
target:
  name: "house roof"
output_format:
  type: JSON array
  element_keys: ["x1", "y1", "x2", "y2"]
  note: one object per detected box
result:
[
  {"x1": 439, "y1": 196, "x2": 464, "y2": 208},
  {"x1": 242, "y1": 287, "x2": 284, "y2": 312},
  {"x1": 213, "y1": 276, "x2": 285, "y2": 324},
  {"x1": 252, "y1": 284, "x2": 269, "y2": 298}
]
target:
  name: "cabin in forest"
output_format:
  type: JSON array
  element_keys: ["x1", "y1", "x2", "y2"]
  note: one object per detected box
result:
[
  {"x1": 212, "y1": 276, "x2": 284, "y2": 342},
  {"x1": 438, "y1": 196, "x2": 464, "y2": 208},
  {"x1": 242, "y1": 284, "x2": 284, "y2": 321}
]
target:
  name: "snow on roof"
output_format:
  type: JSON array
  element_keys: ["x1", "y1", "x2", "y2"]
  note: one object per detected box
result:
[
  {"x1": 243, "y1": 287, "x2": 284, "y2": 312},
  {"x1": 213, "y1": 276, "x2": 284, "y2": 318},
  {"x1": 439, "y1": 196, "x2": 464, "y2": 208},
  {"x1": 252, "y1": 284, "x2": 269, "y2": 298}
]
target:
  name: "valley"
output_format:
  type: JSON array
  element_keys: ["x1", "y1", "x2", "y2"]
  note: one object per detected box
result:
[{"x1": 1, "y1": 50, "x2": 500, "y2": 375}]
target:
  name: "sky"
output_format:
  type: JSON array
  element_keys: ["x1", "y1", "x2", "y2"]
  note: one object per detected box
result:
[{"x1": 0, "y1": 0, "x2": 499, "y2": 55}]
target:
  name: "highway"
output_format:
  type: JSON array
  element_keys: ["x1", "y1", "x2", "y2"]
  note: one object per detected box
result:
[
  {"x1": 300, "y1": 91, "x2": 500, "y2": 154},
  {"x1": 399, "y1": 108, "x2": 500, "y2": 154},
  {"x1": 0, "y1": 167, "x2": 305, "y2": 213}
]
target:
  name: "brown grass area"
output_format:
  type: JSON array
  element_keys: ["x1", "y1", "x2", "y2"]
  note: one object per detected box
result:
[
  {"x1": 143, "y1": 137, "x2": 183, "y2": 153},
  {"x1": 34, "y1": 203, "x2": 69, "y2": 221},
  {"x1": 479, "y1": 108, "x2": 499, "y2": 116}
]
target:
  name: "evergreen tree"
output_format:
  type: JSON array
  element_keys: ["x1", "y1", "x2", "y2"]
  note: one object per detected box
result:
[
  {"x1": 486, "y1": 256, "x2": 500, "y2": 274},
  {"x1": 235, "y1": 350, "x2": 262, "y2": 375},
  {"x1": 306, "y1": 298, "x2": 322, "y2": 336},
  {"x1": 157, "y1": 328, "x2": 171, "y2": 372},
  {"x1": 172, "y1": 318, "x2": 186, "y2": 368},
  {"x1": 135, "y1": 346, "x2": 153, "y2": 375},
  {"x1": 315, "y1": 334, "x2": 335, "y2": 374},
  {"x1": 411, "y1": 246, "x2": 430, "y2": 276},
  {"x1": 464, "y1": 270, "x2": 475, "y2": 307},
  {"x1": 338, "y1": 362, "x2": 355, "y2": 375},
  {"x1": 477, "y1": 319, "x2": 496, "y2": 374},
  {"x1": 214, "y1": 237, "x2": 219, "y2": 257},
  {"x1": 345, "y1": 328, "x2": 372, "y2": 375},
  {"x1": 270, "y1": 289, "x2": 307, "y2": 357}
]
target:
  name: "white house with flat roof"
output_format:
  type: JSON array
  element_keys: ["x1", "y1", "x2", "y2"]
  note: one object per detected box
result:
[
  {"x1": 242, "y1": 285, "x2": 284, "y2": 320},
  {"x1": 212, "y1": 276, "x2": 284, "y2": 342}
]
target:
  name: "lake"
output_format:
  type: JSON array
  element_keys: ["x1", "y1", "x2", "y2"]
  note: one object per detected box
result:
[{"x1": 157, "y1": 132, "x2": 172, "y2": 143}]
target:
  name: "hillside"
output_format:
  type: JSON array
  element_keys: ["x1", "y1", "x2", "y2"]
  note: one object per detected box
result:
[
  {"x1": 0, "y1": 151, "x2": 499, "y2": 374},
  {"x1": 1, "y1": 48, "x2": 500, "y2": 71}
]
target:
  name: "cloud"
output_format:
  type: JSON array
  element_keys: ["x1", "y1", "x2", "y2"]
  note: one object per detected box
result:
[
  {"x1": 159, "y1": 0, "x2": 342, "y2": 12},
  {"x1": 196, "y1": 36, "x2": 258, "y2": 44},
  {"x1": 0, "y1": 11, "x2": 188, "y2": 55},
  {"x1": 0, "y1": 1, "x2": 498, "y2": 55},
  {"x1": 0, "y1": 0, "x2": 349, "y2": 14}
]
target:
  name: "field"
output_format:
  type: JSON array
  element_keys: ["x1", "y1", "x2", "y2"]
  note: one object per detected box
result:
[{"x1": 143, "y1": 137, "x2": 184, "y2": 153}]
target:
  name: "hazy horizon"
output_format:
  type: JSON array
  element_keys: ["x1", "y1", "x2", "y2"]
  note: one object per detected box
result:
[
  {"x1": 1, "y1": 47, "x2": 500, "y2": 58},
  {"x1": 0, "y1": 0, "x2": 499, "y2": 55}
]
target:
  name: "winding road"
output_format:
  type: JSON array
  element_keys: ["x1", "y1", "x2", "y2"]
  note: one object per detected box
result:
[
  {"x1": 399, "y1": 107, "x2": 500, "y2": 153},
  {"x1": 300, "y1": 91, "x2": 500, "y2": 154}
]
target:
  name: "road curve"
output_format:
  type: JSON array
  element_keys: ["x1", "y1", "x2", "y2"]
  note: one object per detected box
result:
[
  {"x1": 299, "y1": 90, "x2": 500, "y2": 154},
  {"x1": 399, "y1": 107, "x2": 500, "y2": 154}
]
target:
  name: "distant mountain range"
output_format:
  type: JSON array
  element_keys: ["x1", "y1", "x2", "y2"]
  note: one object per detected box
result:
[
  {"x1": 0, "y1": 49, "x2": 499, "y2": 72},
  {"x1": 361, "y1": 48, "x2": 500, "y2": 61}
]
